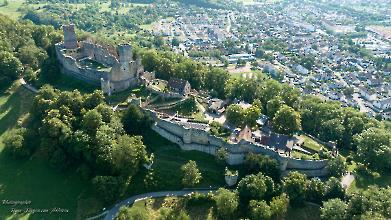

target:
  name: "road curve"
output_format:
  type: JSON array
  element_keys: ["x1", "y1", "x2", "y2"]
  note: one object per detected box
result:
[{"x1": 103, "y1": 189, "x2": 215, "y2": 220}]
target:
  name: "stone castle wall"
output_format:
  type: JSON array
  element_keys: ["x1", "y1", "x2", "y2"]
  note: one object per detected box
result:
[
  {"x1": 81, "y1": 42, "x2": 118, "y2": 67},
  {"x1": 55, "y1": 44, "x2": 109, "y2": 85},
  {"x1": 145, "y1": 84, "x2": 184, "y2": 99},
  {"x1": 148, "y1": 110, "x2": 329, "y2": 177}
]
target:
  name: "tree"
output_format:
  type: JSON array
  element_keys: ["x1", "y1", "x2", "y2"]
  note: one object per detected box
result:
[
  {"x1": 320, "y1": 198, "x2": 348, "y2": 220},
  {"x1": 347, "y1": 186, "x2": 391, "y2": 219},
  {"x1": 324, "y1": 177, "x2": 345, "y2": 200},
  {"x1": 320, "y1": 119, "x2": 345, "y2": 143},
  {"x1": 84, "y1": 90, "x2": 105, "y2": 110},
  {"x1": 181, "y1": 160, "x2": 202, "y2": 187},
  {"x1": 237, "y1": 173, "x2": 269, "y2": 203},
  {"x1": 92, "y1": 176, "x2": 124, "y2": 204},
  {"x1": 216, "y1": 147, "x2": 228, "y2": 163},
  {"x1": 122, "y1": 104, "x2": 152, "y2": 135},
  {"x1": 82, "y1": 109, "x2": 103, "y2": 135},
  {"x1": 115, "y1": 206, "x2": 149, "y2": 220},
  {"x1": 0, "y1": 51, "x2": 22, "y2": 79},
  {"x1": 354, "y1": 128, "x2": 391, "y2": 172},
  {"x1": 171, "y1": 38, "x2": 180, "y2": 47},
  {"x1": 306, "y1": 178, "x2": 325, "y2": 204},
  {"x1": 214, "y1": 188, "x2": 238, "y2": 218},
  {"x1": 266, "y1": 96, "x2": 284, "y2": 118},
  {"x1": 225, "y1": 104, "x2": 244, "y2": 126},
  {"x1": 326, "y1": 156, "x2": 347, "y2": 178},
  {"x1": 270, "y1": 193, "x2": 289, "y2": 219},
  {"x1": 272, "y1": 105, "x2": 301, "y2": 136},
  {"x1": 3, "y1": 128, "x2": 30, "y2": 158},
  {"x1": 244, "y1": 104, "x2": 261, "y2": 127},
  {"x1": 112, "y1": 135, "x2": 147, "y2": 177},
  {"x1": 282, "y1": 171, "x2": 308, "y2": 207},
  {"x1": 249, "y1": 200, "x2": 272, "y2": 220},
  {"x1": 17, "y1": 43, "x2": 48, "y2": 70}
]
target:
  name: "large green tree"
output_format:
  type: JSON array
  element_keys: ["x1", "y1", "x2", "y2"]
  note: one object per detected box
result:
[
  {"x1": 181, "y1": 160, "x2": 202, "y2": 187},
  {"x1": 321, "y1": 198, "x2": 348, "y2": 220},
  {"x1": 282, "y1": 171, "x2": 307, "y2": 207},
  {"x1": 272, "y1": 105, "x2": 301, "y2": 136},
  {"x1": 214, "y1": 188, "x2": 239, "y2": 219}
]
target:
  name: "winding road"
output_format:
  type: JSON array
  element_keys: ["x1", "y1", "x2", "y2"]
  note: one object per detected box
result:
[{"x1": 102, "y1": 189, "x2": 215, "y2": 220}]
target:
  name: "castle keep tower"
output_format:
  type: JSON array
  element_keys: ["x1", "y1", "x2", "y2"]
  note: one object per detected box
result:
[
  {"x1": 62, "y1": 24, "x2": 77, "y2": 49},
  {"x1": 118, "y1": 44, "x2": 133, "y2": 63}
]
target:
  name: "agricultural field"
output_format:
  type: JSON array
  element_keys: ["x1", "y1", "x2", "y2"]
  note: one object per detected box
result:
[{"x1": 0, "y1": 0, "x2": 44, "y2": 19}]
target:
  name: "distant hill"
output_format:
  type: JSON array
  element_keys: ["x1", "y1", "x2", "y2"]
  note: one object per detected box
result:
[{"x1": 130, "y1": 0, "x2": 224, "y2": 8}]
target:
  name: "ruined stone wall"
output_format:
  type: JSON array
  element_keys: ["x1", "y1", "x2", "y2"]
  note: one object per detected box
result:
[
  {"x1": 81, "y1": 42, "x2": 118, "y2": 66},
  {"x1": 55, "y1": 43, "x2": 109, "y2": 85},
  {"x1": 145, "y1": 85, "x2": 184, "y2": 99}
]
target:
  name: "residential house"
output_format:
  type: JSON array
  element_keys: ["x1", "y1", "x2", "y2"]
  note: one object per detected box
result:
[{"x1": 168, "y1": 78, "x2": 191, "y2": 96}]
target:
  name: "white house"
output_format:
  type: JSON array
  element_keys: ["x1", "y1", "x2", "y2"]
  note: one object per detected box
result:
[
  {"x1": 373, "y1": 97, "x2": 391, "y2": 110},
  {"x1": 359, "y1": 87, "x2": 377, "y2": 101}
]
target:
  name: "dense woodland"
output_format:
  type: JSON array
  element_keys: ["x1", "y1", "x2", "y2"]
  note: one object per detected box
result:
[{"x1": 0, "y1": 14, "x2": 62, "y2": 89}]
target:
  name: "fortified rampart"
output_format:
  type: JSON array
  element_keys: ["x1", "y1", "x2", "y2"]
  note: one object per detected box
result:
[{"x1": 146, "y1": 109, "x2": 329, "y2": 177}]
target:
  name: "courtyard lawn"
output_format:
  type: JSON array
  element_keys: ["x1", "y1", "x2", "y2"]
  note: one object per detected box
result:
[
  {"x1": 299, "y1": 135, "x2": 324, "y2": 153},
  {"x1": 0, "y1": 84, "x2": 102, "y2": 220}
]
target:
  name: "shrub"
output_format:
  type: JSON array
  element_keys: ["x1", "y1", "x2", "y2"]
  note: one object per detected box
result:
[
  {"x1": 3, "y1": 128, "x2": 30, "y2": 158},
  {"x1": 181, "y1": 160, "x2": 202, "y2": 187}
]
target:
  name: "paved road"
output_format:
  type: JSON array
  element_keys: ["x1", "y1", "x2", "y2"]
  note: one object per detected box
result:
[
  {"x1": 19, "y1": 78, "x2": 38, "y2": 93},
  {"x1": 103, "y1": 189, "x2": 215, "y2": 220}
]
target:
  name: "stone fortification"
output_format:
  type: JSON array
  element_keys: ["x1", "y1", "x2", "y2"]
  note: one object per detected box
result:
[
  {"x1": 55, "y1": 24, "x2": 143, "y2": 94},
  {"x1": 146, "y1": 109, "x2": 329, "y2": 177}
]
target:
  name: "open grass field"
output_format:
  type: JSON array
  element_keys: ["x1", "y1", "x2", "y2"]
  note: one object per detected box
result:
[
  {"x1": 0, "y1": 0, "x2": 44, "y2": 20},
  {"x1": 0, "y1": 84, "x2": 102, "y2": 220},
  {"x1": 348, "y1": 171, "x2": 391, "y2": 193},
  {"x1": 125, "y1": 129, "x2": 226, "y2": 197}
]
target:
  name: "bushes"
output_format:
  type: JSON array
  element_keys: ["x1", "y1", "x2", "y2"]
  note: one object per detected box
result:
[
  {"x1": 181, "y1": 160, "x2": 202, "y2": 187},
  {"x1": 186, "y1": 192, "x2": 214, "y2": 206},
  {"x1": 214, "y1": 188, "x2": 239, "y2": 219},
  {"x1": 92, "y1": 175, "x2": 125, "y2": 205},
  {"x1": 3, "y1": 128, "x2": 31, "y2": 158}
]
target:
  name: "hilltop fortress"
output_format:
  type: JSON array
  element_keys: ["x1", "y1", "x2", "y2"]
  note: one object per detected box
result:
[{"x1": 55, "y1": 24, "x2": 143, "y2": 94}]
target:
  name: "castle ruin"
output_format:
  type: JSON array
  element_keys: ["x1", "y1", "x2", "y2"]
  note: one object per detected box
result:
[{"x1": 55, "y1": 24, "x2": 144, "y2": 94}]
